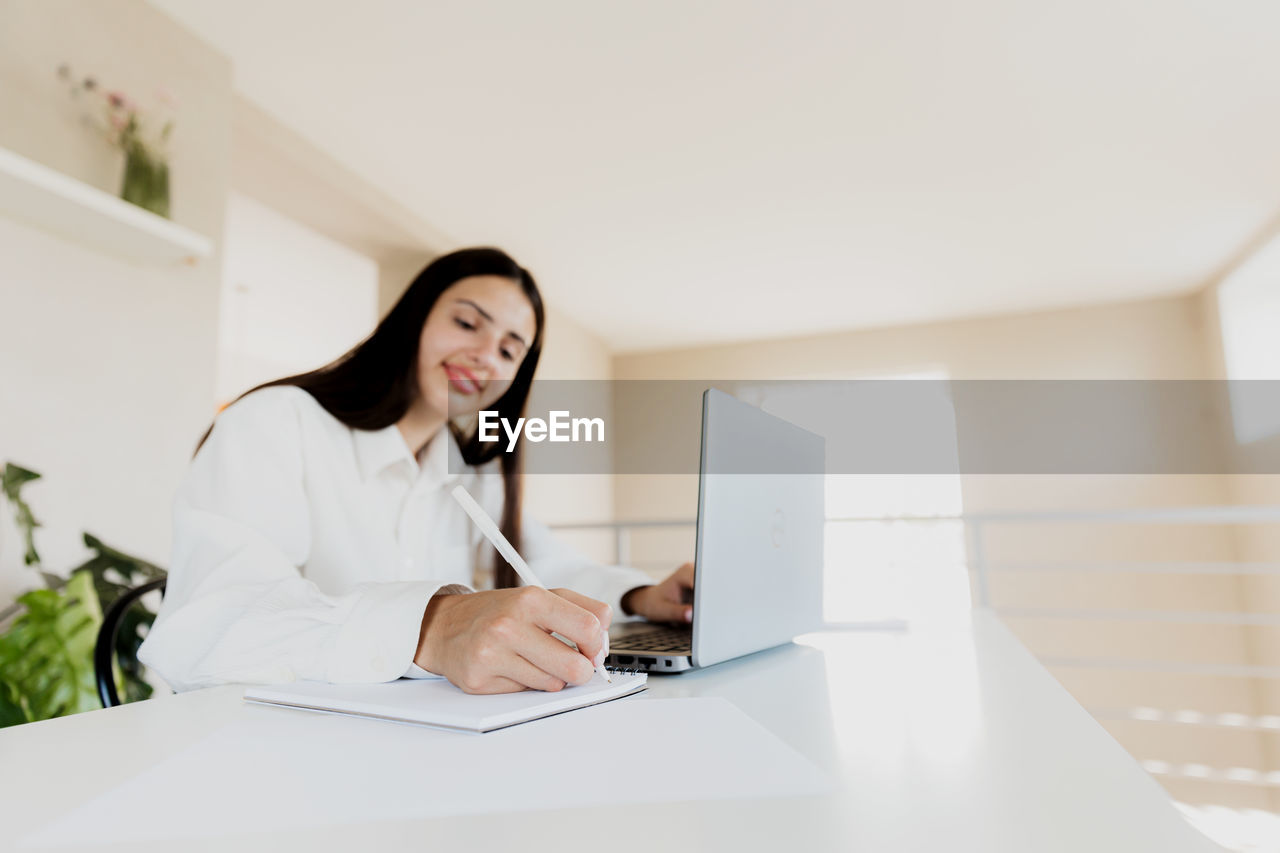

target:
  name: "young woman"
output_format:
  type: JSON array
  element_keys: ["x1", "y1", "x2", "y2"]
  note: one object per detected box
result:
[{"x1": 139, "y1": 248, "x2": 694, "y2": 695}]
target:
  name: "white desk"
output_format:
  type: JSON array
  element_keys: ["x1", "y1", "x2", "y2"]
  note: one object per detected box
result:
[{"x1": 2, "y1": 612, "x2": 1220, "y2": 852}]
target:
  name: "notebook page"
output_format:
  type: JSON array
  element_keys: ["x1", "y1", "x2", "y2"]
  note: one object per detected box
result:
[{"x1": 244, "y1": 671, "x2": 647, "y2": 732}]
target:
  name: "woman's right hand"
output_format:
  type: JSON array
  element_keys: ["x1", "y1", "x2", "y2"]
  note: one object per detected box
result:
[{"x1": 414, "y1": 586, "x2": 612, "y2": 694}]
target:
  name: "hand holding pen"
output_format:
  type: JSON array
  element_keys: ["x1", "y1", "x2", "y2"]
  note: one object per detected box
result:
[
  {"x1": 409, "y1": 486, "x2": 614, "y2": 694},
  {"x1": 450, "y1": 486, "x2": 611, "y2": 683}
]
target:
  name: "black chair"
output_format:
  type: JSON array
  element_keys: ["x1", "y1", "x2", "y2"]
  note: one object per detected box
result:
[{"x1": 94, "y1": 578, "x2": 167, "y2": 708}]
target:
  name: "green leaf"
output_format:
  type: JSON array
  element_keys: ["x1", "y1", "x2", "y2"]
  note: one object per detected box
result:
[
  {"x1": 2, "y1": 462, "x2": 43, "y2": 566},
  {"x1": 78, "y1": 533, "x2": 165, "y2": 583},
  {"x1": 1, "y1": 462, "x2": 40, "y2": 495},
  {"x1": 69, "y1": 534, "x2": 164, "y2": 703},
  {"x1": 0, "y1": 570, "x2": 104, "y2": 727},
  {"x1": 0, "y1": 680, "x2": 29, "y2": 727}
]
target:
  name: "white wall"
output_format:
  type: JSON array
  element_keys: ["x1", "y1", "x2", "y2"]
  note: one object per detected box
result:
[
  {"x1": 1217, "y1": 230, "x2": 1280, "y2": 443},
  {"x1": 217, "y1": 193, "x2": 378, "y2": 405},
  {"x1": 0, "y1": 0, "x2": 230, "y2": 604}
]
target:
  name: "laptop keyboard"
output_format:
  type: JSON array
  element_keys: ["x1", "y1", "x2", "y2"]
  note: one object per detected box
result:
[{"x1": 614, "y1": 626, "x2": 692, "y2": 653}]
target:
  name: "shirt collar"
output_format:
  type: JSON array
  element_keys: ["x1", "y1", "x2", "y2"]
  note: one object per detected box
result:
[
  {"x1": 419, "y1": 425, "x2": 466, "y2": 489},
  {"x1": 352, "y1": 423, "x2": 464, "y2": 486}
]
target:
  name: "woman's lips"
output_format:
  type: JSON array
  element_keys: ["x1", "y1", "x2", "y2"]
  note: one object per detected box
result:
[{"x1": 444, "y1": 365, "x2": 481, "y2": 395}]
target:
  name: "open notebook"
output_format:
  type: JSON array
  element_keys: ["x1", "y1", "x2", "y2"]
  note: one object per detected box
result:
[{"x1": 244, "y1": 672, "x2": 648, "y2": 733}]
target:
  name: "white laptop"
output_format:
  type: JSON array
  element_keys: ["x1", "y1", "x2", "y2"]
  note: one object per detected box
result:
[{"x1": 605, "y1": 388, "x2": 825, "y2": 673}]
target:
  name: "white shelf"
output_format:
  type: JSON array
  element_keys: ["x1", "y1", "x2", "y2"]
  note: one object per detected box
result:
[{"x1": 0, "y1": 146, "x2": 213, "y2": 265}]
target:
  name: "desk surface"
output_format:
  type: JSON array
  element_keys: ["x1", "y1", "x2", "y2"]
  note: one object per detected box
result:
[{"x1": 2, "y1": 612, "x2": 1219, "y2": 852}]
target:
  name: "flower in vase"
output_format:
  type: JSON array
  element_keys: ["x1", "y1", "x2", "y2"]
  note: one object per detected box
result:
[{"x1": 58, "y1": 63, "x2": 177, "y2": 218}]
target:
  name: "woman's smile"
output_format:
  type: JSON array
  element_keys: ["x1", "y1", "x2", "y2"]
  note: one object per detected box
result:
[{"x1": 444, "y1": 364, "x2": 483, "y2": 395}]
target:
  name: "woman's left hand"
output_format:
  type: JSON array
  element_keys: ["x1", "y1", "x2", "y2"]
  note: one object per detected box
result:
[{"x1": 622, "y1": 562, "x2": 695, "y2": 624}]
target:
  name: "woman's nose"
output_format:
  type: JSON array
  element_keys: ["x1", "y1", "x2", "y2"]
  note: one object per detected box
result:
[{"x1": 465, "y1": 337, "x2": 505, "y2": 373}]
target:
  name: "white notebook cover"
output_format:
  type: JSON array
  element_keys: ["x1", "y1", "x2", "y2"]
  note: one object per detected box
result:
[{"x1": 244, "y1": 672, "x2": 648, "y2": 733}]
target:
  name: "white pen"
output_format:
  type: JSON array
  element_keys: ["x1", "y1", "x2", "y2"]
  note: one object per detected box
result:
[{"x1": 451, "y1": 484, "x2": 613, "y2": 684}]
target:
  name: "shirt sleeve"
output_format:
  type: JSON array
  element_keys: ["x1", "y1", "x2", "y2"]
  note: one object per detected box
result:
[
  {"x1": 403, "y1": 663, "x2": 447, "y2": 680},
  {"x1": 138, "y1": 389, "x2": 444, "y2": 691}
]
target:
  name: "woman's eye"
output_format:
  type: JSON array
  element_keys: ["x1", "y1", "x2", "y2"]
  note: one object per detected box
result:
[
  {"x1": 500, "y1": 349, "x2": 515, "y2": 361},
  {"x1": 454, "y1": 318, "x2": 476, "y2": 331}
]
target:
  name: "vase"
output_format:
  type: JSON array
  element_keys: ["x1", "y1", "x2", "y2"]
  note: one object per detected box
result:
[{"x1": 120, "y1": 142, "x2": 170, "y2": 219}]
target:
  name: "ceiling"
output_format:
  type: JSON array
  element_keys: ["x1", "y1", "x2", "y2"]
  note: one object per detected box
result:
[{"x1": 149, "y1": 0, "x2": 1280, "y2": 352}]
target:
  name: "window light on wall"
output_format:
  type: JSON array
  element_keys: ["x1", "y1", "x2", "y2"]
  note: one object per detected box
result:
[{"x1": 1218, "y1": 232, "x2": 1280, "y2": 444}]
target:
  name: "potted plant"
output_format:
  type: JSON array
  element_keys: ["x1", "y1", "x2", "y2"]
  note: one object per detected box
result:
[{"x1": 0, "y1": 462, "x2": 165, "y2": 726}]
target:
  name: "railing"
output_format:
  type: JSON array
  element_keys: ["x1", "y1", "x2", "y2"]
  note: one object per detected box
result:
[
  {"x1": 960, "y1": 504, "x2": 1280, "y2": 816},
  {"x1": 546, "y1": 519, "x2": 695, "y2": 570},
  {"x1": 966, "y1": 505, "x2": 1280, "y2": 694}
]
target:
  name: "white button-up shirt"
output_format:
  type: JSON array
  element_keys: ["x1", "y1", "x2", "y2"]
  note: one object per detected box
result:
[{"x1": 138, "y1": 386, "x2": 652, "y2": 691}]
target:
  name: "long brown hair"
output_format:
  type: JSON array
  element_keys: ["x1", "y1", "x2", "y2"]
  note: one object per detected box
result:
[{"x1": 198, "y1": 247, "x2": 544, "y2": 589}]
